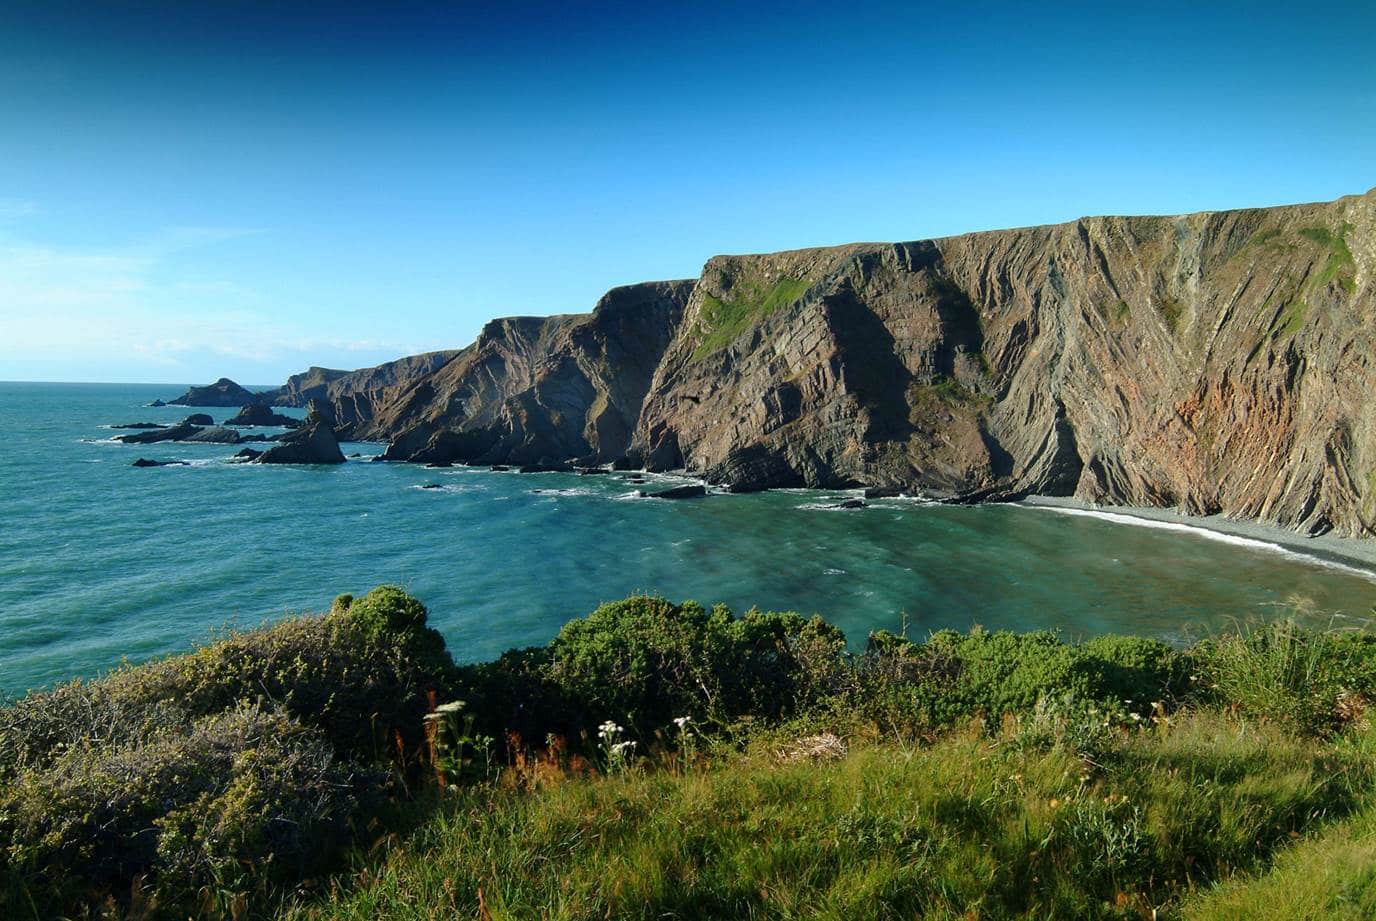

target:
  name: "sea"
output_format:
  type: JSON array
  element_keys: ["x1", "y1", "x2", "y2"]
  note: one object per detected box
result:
[{"x1": 2, "y1": 380, "x2": 1374, "y2": 698}]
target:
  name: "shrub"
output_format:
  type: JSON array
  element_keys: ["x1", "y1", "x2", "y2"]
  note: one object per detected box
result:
[
  {"x1": 535, "y1": 596, "x2": 847, "y2": 740},
  {"x1": 0, "y1": 704, "x2": 369, "y2": 917},
  {"x1": 0, "y1": 586, "x2": 457, "y2": 919}
]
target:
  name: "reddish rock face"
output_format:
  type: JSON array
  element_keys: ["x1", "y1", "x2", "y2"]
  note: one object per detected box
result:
[{"x1": 360, "y1": 189, "x2": 1376, "y2": 538}]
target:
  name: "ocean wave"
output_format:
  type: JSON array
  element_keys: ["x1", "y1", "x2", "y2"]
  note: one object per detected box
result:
[{"x1": 1021, "y1": 504, "x2": 1376, "y2": 584}]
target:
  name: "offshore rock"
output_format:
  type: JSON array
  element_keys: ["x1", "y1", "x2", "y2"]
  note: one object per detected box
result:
[
  {"x1": 167, "y1": 378, "x2": 262, "y2": 407},
  {"x1": 224, "y1": 404, "x2": 302, "y2": 428},
  {"x1": 253, "y1": 413, "x2": 346, "y2": 465}
]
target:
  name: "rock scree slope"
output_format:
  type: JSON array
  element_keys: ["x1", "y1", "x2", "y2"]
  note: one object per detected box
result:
[{"x1": 291, "y1": 189, "x2": 1376, "y2": 537}]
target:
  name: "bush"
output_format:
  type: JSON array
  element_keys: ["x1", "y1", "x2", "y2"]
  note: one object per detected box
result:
[
  {"x1": 0, "y1": 586, "x2": 457, "y2": 918},
  {"x1": 1, "y1": 705, "x2": 367, "y2": 915},
  {"x1": 461, "y1": 596, "x2": 849, "y2": 745}
]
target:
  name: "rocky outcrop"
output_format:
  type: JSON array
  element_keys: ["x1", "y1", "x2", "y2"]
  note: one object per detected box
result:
[
  {"x1": 115, "y1": 417, "x2": 241, "y2": 445},
  {"x1": 261, "y1": 353, "x2": 459, "y2": 436},
  {"x1": 167, "y1": 378, "x2": 263, "y2": 407},
  {"x1": 224, "y1": 404, "x2": 302, "y2": 428},
  {"x1": 365, "y1": 281, "x2": 694, "y2": 465},
  {"x1": 356, "y1": 189, "x2": 1376, "y2": 538},
  {"x1": 253, "y1": 413, "x2": 346, "y2": 465}
]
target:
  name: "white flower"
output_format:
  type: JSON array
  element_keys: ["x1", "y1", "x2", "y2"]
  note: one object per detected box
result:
[
  {"x1": 434, "y1": 700, "x2": 466, "y2": 715},
  {"x1": 599, "y1": 720, "x2": 623, "y2": 736},
  {"x1": 673, "y1": 716, "x2": 692, "y2": 731},
  {"x1": 611, "y1": 741, "x2": 637, "y2": 755}
]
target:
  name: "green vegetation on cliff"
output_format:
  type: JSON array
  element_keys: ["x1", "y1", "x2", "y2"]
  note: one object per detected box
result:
[
  {"x1": 691, "y1": 276, "x2": 812, "y2": 361},
  {"x1": 3, "y1": 590, "x2": 1375, "y2": 919}
]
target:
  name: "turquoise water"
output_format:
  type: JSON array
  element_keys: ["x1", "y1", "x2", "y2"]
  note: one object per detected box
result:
[{"x1": 2, "y1": 380, "x2": 1374, "y2": 697}]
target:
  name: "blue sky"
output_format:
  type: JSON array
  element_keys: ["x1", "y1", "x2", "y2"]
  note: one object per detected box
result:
[{"x1": 1, "y1": 1, "x2": 1372, "y2": 384}]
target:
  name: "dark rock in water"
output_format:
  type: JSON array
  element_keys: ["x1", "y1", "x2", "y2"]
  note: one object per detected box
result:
[
  {"x1": 229, "y1": 447, "x2": 262, "y2": 462},
  {"x1": 111, "y1": 421, "x2": 166, "y2": 429},
  {"x1": 115, "y1": 421, "x2": 201, "y2": 444},
  {"x1": 638, "y1": 484, "x2": 707, "y2": 500},
  {"x1": 828, "y1": 498, "x2": 867, "y2": 509},
  {"x1": 348, "y1": 452, "x2": 362, "y2": 458},
  {"x1": 419, "y1": 483, "x2": 443, "y2": 489},
  {"x1": 253, "y1": 413, "x2": 346, "y2": 465},
  {"x1": 577, "y1": 467, "x2": 611, "y2": 475},
  {"x1": 179, "y1": 426, "x2": 241, "y2": 445},
  {"x1": 425, "y1": 461, "x2": 453, "y2": 468},
  {"x1": 182, "y1": 413, "x2": 214, "y2": 426},
  {"x1": 490, "y1": 464, "x2": 510, "y2": 471},
  {"x1": 147, "y1": 399, "x2": 166, "y2": 407},
  {"x1": 224, "y1": 404, "x2": 302, "y2": 428},
  {"x1": 610, "y1": 453, "x2": 642, "y2": 471},
  {"x1": 131, "y1": 458, "x2": 188, "y2": 467},
  {"x1": 238, "y1": 433, "x2": 268, "y2": 443},
  {"x1": 518, "y1": 462, "x2": 574, "y2": 473},
  {"x1": 863, "y1": 486, "x2": 903, "y2": 499},
  {"x1": 168, "y1": 378, "x2": 262, "y2": 407},
  {"x1": 628, "y1": 476, "x2": 646, "y2": 483}
]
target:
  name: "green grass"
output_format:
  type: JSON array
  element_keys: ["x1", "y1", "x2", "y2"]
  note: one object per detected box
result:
[
  {"x1": 278, "y1": 715, "x2": 1374, "y2": 920},
  {"x1": 1269, "y1": 299, "x2": 1311, "y2": 338},
  {"x1": 1300, "y1": 224, "x2": 1357, "y2": 295},
  {"x1": 690, "y1": 277, "x2": 812, "y2": 361},
  {"x1": 1181, "y1": 795, "x2": 1376, "y2": 920}
]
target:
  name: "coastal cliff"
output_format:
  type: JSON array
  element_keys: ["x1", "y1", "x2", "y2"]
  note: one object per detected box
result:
[{"x1": 326, "y1": 190, "x2": 1376, "y2": 536}]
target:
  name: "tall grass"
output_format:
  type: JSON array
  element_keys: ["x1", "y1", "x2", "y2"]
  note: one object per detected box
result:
[{"x1": 278, "y1": 713, "x2": 1373, "y2": 921}]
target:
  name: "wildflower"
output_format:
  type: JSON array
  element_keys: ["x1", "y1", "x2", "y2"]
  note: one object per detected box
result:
[
  {"x1": 598, "y1": 720, "x2": 623, "y2": 736},
  {"x1": 611, "y1": 741, "x2": 637, "y2": 756},
  {"x1": 1049, "y1": 798, "x2": 1061, "y2": 809},
  {"x1": 673, "y1": 716, "x2": 691, "y2": 731},
  {"x1": 434, "y1": 700, "x2": 466, "y2": 715}
]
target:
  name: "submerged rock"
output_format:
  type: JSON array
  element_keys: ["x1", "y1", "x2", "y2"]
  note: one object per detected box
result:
[
  {"x1": 638, "y1": 484, "x2": 707, "y2": 500},
  {"x1": 230, "y1": 447, "x2": 263, "y2": 462},
  {"x1": 518, "y1": 462, "x2": 574, "y2": 473},
  {"x1": 827, "y1": 498, "x2": 868, "y2": 509},
  {"x1": 111, "y1": 421, "x2": 166, "y2": 430},
  {"x1": 146, "y1": 399, "x2": 166, "y2": 407},
  {"x1": 131, "y1": 458, "x2": 188, "y2": 467}
]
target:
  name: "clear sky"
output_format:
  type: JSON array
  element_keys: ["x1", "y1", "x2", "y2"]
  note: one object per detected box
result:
[{"x1": 1, "y1": 1, "x2": 1372, "y2": 385}]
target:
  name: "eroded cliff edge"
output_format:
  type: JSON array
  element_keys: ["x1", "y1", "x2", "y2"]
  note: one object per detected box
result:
[{"x1": 361, "y1": 189, "x2": 1376, "y2": 537}]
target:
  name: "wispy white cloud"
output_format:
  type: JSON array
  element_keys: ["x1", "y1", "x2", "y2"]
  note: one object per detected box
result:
[{"x1": 0, "y1": 219, "x2": 420, "y2": 381}]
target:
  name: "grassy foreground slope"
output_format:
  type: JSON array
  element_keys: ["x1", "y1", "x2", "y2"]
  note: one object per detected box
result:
[{"x1": 3, "y1": 588, "x2": 1375, "y2": 919}]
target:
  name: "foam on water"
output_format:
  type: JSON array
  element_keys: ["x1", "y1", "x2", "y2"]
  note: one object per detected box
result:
[{"x1": 1021, "y1": 503, "x2": 1376, "y2": 585}]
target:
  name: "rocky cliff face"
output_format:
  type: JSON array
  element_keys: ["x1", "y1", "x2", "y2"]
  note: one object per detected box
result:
[
  {"x1": 264, "y1": 352, "x2": 459, "y2": 435},
  {"x1": 364, "y1": 190, "x2": 1376, "y2": 537},
  {"x1": 364, "y1": 281, "x2": 694, "y2": 464}
]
